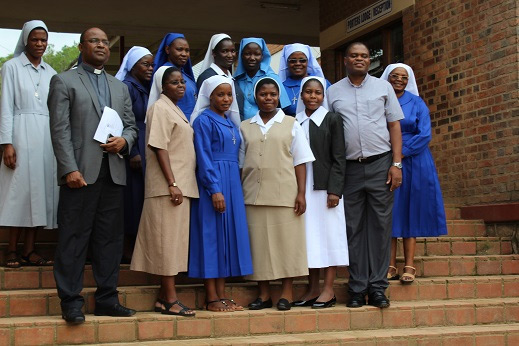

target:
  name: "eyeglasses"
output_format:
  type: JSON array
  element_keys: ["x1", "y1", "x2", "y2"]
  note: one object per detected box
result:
[
  {"x1": 288, "y1": 58, "x2": 308, "y2": 64},
  {"x1": 389, "y1": 74, "x2": 409, "y2": 81},
  {"x1": 139, "y1": 62, "x2": 155, "y2": 68},
  {"x1": 85, "y1": 38, "x2": 110, "y2": 46},
  {"x1": 167, "y1": 80, "x2": 186, "y2": 85}
]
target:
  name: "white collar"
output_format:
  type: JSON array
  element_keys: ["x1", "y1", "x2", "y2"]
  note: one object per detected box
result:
[
  {"x1": 210, "y1": 63, "x2": 233, "y2": 79},
  {"x1": 249, "y1": 109, "x2": 285, "y2": 125},
  {"x1": 295, "y1": 106, "x2": 327, "y2": 127}
]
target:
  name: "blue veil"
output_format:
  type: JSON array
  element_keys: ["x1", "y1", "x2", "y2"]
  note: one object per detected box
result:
[{"x1": 153, "y1": 33, "x2": 194, "y2": 80}]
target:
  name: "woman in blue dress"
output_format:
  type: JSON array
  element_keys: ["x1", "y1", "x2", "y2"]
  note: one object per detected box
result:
[
  {"x1": 154, "y1": 33, "x2": 197, "y2": 120},
  {"x1": 234, "y1": 37, "x2": 290, "y2": 120},
  {"x1": 380, "y1": 63, "x2": 447, "y2": 284},
  {"x1": 278, "y1": 43, "x2": 330, "y2": 116},
  {"x1": 188, "y1": 75, "x2": 253, "y2": 312},
  {"x1": 115, "y1": 46, "x2": 154, "y2": 262}
]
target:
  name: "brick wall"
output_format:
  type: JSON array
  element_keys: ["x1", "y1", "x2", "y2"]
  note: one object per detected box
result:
[
  {"x1": 404, "y1": 0, "x2": 518, "y2": 206},
  {"x1": 320, "y1": 0, "x2": 519, "y2": 206}
]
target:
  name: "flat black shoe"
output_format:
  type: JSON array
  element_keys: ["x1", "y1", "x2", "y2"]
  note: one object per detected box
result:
[
  {"x1": 312, "y1": 296, "x2": 336, "y2": 309},
  {"x1": 292, "y1": 296, "x2": 318, "y2": 307},
  {"x1": 62, "y1": 308, "x2": 85, "y2": 324},
  {"x1": 277, "y1": 298, "x2": 291, "y2": 311},
  {"x1": 248, "y1": 297, "x2": 273, "y2": 310},
  {"x1": 368, "y1": 291, "x2": 390, "y2": 308},
  {"x1": 94, "y1": 303, "x2": 136, "y2": 317},
  {"x1": 346, "y1": 293, "x2": 365, "y2": 308}
]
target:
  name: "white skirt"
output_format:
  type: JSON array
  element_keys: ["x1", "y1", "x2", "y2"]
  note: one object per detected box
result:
[{"x1": 304, "y1": 161, "x2": 349, "y2": 268}]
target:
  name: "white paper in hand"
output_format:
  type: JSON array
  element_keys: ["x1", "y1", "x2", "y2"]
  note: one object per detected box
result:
[{"x1": 93, "y1": 106, "x2": 124, "y2": 143}]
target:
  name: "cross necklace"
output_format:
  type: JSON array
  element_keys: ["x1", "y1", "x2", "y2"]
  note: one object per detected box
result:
[{"x1": 27, "y1": 66, "x2": 42, "y2": 100}]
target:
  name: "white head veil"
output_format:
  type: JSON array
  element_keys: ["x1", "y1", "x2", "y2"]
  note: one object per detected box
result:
[
  {"x1": 115, "y1": 46, "x2": 152, "y2": 81},
  {"x1": 190, "y1": 75, "x2": 241, "y2": 127},
  {"x1": 199, "y1": 34, "x2": 232, "y2": 74},
  {"x1": 278, "y1": 43, "x2": 324, "y2": 82},
  {"x1": 14, "y1": 20, "x2": 48, "y2": 57},
  {"x1": 295, "y1": 76, "x2": 329, "y2": 114},
  {"x1": 380, "y1": 63, "x2": 419, "y2": 96},
  {"x1": 146, "y1": 65, "x2": 170, "y2": 114}
]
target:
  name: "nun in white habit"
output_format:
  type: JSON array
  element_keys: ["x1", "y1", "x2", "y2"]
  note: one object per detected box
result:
[
  {"x1": 0, "y1": 20, "x2": 58, "y2": 267},
  {"x1": 293, "y1": 76, "x2": 348, "y2": 309},
  {"x1": 196, "y1": 34, "x2": 245, "y2": 118}
]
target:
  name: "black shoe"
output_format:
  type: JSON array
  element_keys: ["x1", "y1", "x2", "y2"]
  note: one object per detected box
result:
[
  {"x1": 248, "y1": 297, "x2": 273, "y2": 310},
  {"x1": 346, "y1": 293, "x2": 365, "y2": 308},
  {"x1": 94, "y1": 303, "x2": 136, "y2": 317},
  {"x1": 292, "y1": 296, "x2": 318, "y2": 307},
  {"x1": 312, "y1": 296, "x2": 336, "y2": 309},
  {"x1": 277, "y1": 298, "x2": 292, "y2": 311},
  {"x1": 62, "y1": 308, "x2": 85, "y2": 324},
  {"x1": 368, "y1": 291, "x2": 390, "y2": 308}
]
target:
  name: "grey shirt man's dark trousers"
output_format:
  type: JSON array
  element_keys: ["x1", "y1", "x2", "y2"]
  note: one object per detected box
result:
[
  {"x1": 53, "y1": 158, "x2": 124, "y2": 310},
  {"x1": 344, "y1": 154, "x2": 393, "y2": 295}
]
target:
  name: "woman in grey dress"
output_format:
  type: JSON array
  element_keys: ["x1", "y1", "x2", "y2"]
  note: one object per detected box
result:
[{"x1": 0, "y1": 20, "x2": 58, "y2": 267}]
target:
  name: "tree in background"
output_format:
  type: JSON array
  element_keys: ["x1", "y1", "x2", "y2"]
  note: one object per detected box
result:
[{"x1": 0, "y1": 43, "x2": 79, "y2": 90}]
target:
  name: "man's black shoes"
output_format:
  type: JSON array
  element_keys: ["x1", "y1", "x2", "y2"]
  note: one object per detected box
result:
[
  {"x1": 346, "y1": 293, "x2": 365, "y2": 308},
  {"x1": 62, "y1": 308, "x2": 85, "y2": 324},
  {"x1": 94, "y1": 303, "x2": 136, "y2": 317},
  {"x1": 368, "y1": 291, "x2": 390, "y2": 308}
]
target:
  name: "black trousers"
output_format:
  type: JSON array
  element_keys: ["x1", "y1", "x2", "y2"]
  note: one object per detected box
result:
[
  {"x1": 343, "y1": 154, "x2": 394, "y2": 295},
  {"x1": 54, "y1": 158, "x2": 124, "y2": 310}
]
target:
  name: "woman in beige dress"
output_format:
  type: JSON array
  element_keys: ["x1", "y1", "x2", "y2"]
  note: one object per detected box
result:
[
  {"x1": 130, "y1": 66, "x2": 198, "y2": 316},
  {"x1": 240, "y1": 77, "x2": 315, "y2": 311}
]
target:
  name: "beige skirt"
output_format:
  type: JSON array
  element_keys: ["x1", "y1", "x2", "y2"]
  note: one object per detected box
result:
[
  {"x1": 245, "y1": 205, "x2": 308, "y2": 281},
  {"x1": 131, "y1": 196, "x2": 190, "y2": 276}
]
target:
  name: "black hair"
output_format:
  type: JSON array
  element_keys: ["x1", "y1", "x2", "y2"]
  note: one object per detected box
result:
[
  {"x1": 254, "y1": 77, "x2": 279, "y2": 96},
  {"x1": 344, "y1": 41, "x2": 369, "y2": 56},
  {"x1": 301, "y1": 78, "x2": 324, "y2": 91},
  {"x1": 79, "y1": 27, "x2": 105, "y2": 43},
  {"x1": 213, "y1": 38, "x2": 233, "y2": 53},
  {"x1": 162, "y1": 66, "x2": 181, "y2": 85}
]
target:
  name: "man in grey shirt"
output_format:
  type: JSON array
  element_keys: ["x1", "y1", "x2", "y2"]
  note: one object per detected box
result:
[{"x1": 328, "y1": 42, "x2": 404, "y2": 308}]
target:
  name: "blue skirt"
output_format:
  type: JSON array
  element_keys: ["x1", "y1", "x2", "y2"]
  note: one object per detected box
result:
[
  {"x1": 188, "y1": 159, "x2": 253, "y2": 279},
  {"x1": 392, "y1": 148, "x2": 447, "y2": 238}
]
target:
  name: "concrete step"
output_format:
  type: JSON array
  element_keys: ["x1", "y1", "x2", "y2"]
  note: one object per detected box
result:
[
  {"x1": 2, "y1": 253, "x2": 518, "y2": 291},
  {"x1": 90, "y1": 323, "x2": 519, "y2": 345},
  {"x1": 395, "y1": 254, "x2": 519, "y2": 277},
  {"x1": 446, "y1": 220, "x2": 487, "y2": 237},
  {"x1": 396, "y1": 236, "x2": 512, "y2": 256},
  {"x1": 1, "y1": 275, "x2": 518, "y2": 317},
  {"x1": 1, "y1": 298, "x2": 518, "y2": 345}
]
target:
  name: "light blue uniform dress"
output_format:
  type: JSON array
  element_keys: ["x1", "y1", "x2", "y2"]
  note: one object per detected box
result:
[{"x1": 0, "y1": 53, "x2": 59, "y2": 228}]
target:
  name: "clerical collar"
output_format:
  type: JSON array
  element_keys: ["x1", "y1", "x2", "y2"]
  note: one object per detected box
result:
[{"x1": 82, "y1": 63, "x2": 104, "y2": 75}]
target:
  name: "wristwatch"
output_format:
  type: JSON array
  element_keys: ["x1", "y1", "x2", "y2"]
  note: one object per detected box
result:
[
  {"x1": 392, "y1": 162, "x2": 403, "y2": 169},
  {"x1": 168, "y1": 182, "x2": 177, "y2": 187}
]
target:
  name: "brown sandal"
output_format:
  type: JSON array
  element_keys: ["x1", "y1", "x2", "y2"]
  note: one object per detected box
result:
[
  {"x1": 20, "y1": 250, "x2": 54, "y2": 266},
  {"x1": 400, "y1": 266, "x2": 416, "y2": 284},
  {"x1": 220, "y1": 298, "x2": 244, "y2": 311},
  {"x1": 387, "y1": 266, "x2": 400, "y2": 280},
  {"x1": 5, "y1": 251, "x2": 21, "y2": 268}
]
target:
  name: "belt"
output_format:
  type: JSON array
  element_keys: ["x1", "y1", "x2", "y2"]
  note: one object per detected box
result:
[{"x1": 348, "y1": 151, "x2": 391, "y2": 164}]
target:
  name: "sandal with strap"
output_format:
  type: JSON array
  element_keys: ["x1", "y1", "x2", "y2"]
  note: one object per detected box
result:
[
  {"x1": 387, "y1": 265, "x2": 400, "y2": 280},
  {"x1": 154, "y1": 298, "x2": 166, "y2": 312},
  {"x1": 220, "y1": 298, "x2": 244, "y2": 311},
  {"x1": 400, "y1": 266, "x2": 416, "y2": 284},
  {"x1": 161, "y1": 300, "x2": 195, "y2": 317},
  {"x1": 5, "y1": 251, "x2": 21, "y2": 268},
  {"x1": 206, "y1": 300, "x2": 232, "y2": 312},
  {"x1": 20, "y1": 251, "x2": 53, "y2": 266}
]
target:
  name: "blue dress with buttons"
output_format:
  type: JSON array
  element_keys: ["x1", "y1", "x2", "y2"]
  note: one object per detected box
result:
[
  {"x1": 188, "y1": 109, "x2": 253, "y2": 278},
  {"x1": 392, "y1": 91, "x2": 447, "y2": 238}
]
